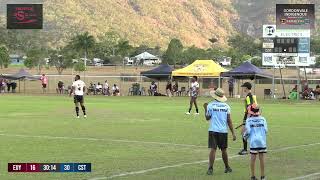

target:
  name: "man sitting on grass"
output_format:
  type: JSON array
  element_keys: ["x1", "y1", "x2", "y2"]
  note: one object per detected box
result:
[
  {"x1": 244, "y1": 103, "x2": 268, "y2": 180},
  {"x1": 112, "y1": 84, "x2": 120, "y2": 96}
]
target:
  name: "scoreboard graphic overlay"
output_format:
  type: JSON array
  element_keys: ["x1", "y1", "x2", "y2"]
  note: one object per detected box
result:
[{"x1": 8, "y1": 163, "x2": 91, "y2": 173}]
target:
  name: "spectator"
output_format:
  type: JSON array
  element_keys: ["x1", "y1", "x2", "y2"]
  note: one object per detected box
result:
[
  {"x1": 96, "y1": 82, "x2": 103, "y2": 94},
  {"x1": 314, "y1": 85, "x2": 320, "y2": 100},
  {"x1": 166, "y1": 80, "x2": 172, "y2": 97},
  {"x1": 228, "y1": 78, "x2": 234, "y2": 98},
  {"x1": 93, "y1": 83, "x2": 97, "y2": 95},
  {"x1": 11, "y1": 81, "x2": 17, "y2": 93},
  {"x1": 149, "y1": 81, "x2": 157, "y2": 96},
  {"x1": 40, "y1": 74, "x2": 48, "y2": 93},
  {"x1": 1, "y1": 79, "x2": 6, "y2": 93},
  {"x1": 103, "y1": 80, "x2": 110, "y2": 96},
  {"x1": 291, "y1": 85, "x2": 298, "y2": 92},
  {"x1": 288, "y1": 85, "x2": 298, "y2": 100},
  {"x1": 7, "y1": 80, "x2": 12, "y2": 92},
  {"x1": 56, "y1": 80, "x2": 64, "y2": 94},
  {"x1": 112, "y1": 84, "x2": 120, "y2": 96},
  {"x1": 87, "y1": 82, "x2": 95, "y2": 95},
  {"x1": 0, "y1": 79, "x2": 3, "y2": 93},
  {"x1": 172, "y1": 80, "x2": 178, "y2": 95}
]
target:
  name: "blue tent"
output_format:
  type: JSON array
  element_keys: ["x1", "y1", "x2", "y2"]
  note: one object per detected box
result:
[
  {"x1": 221, "y1": 62, "x2": 272, "y2": 79},
  {"x1": 140, "y1": 64, "x2": 173, "y2": 80}
]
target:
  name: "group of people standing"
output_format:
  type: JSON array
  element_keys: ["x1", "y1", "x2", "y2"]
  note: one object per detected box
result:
[
  {"x1": 186, "y1": 77, "x2": 267, "y2": 180},
  {"x1": 0, "y1": 79, "x2": 17, "y2": 93}
]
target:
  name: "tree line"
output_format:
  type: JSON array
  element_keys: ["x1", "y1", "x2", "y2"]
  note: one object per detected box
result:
[{"x1": 1, "y1": 29, "x2": 320, "y2": 74}]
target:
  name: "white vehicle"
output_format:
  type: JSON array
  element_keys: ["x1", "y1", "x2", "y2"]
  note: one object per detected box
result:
[
  {"x1": 218, "y1": 57, "x2": 231, "y2": 66},
  {"x1": 95, "y1": 62, "x2": 103, "y2": 66},
  {"x1": 126, "y1": 58, "x2": 134, "y2": 66}
]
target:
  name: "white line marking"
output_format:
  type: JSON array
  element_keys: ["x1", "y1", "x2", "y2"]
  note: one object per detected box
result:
[
  {"x1": 287, "y1": 172, "x2": 320, "y2": 180},
  {"x1": 0, "y1": 133, "x2": 209, "y2": 148},
  {"x1": 90, "y1": 155, "x2": 242, "y2": 180},
  {"x1": 88, "y1": 142, "x2": 320, "y2": 180}
]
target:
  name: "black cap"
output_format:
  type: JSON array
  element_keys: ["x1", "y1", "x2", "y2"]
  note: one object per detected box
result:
[{"x1": 241, "y1": 82, "x2": 252, "y2": 90}]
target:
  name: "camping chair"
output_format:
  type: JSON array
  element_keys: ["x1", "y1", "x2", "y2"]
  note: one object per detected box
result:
[
  {"x1": 128, "y1": 87, "x2": 134, "y2": 96},
  {"x1": 139, "y1": 87, "x2": 146, "y2": 96},
  {"x1": 178, "y1": 87, "x2": 186, "y2": 96},
  {"x1": 264, "y1": 89, "x2": 272, "y2": 99}
]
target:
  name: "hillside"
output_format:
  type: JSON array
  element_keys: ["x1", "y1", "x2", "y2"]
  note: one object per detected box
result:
[
  {"x1": 0, "y1": 0, "x2": 319, "y2": 49},
  {"x1": 0, "y1": 0, "x2": 238, "y2": 48}
]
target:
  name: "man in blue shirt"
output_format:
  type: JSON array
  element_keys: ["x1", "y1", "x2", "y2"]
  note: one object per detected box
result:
[
  {"x1": 244, "y1": 103, "x2": 268, "y2": 180},
  {"x1": 203, "y1": 88, "x2": 236, "y2": 175}
]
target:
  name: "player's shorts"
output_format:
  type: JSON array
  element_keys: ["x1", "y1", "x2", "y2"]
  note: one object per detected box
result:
[
  {"x1": 74, "y1": 95, "x2": 84, "y2": 103},
  {"x1": 42, "y1": 84, "x2": 47, "y2": 88},
  {"x1": 191, "y1": 93, "x2": 198, "y2": 98},
  {"x1": 250, "y1": 147, "x2": 267, "y2": 154},
  {"x1": 208, "y1": 131, "x2": 228, "y2": 150}
]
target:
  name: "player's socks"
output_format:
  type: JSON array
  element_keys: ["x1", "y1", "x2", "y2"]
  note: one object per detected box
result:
[
  {"x1": 251, "y1": 176, "x2": 257, "y2": 180},
  {"x1": 81, "y1": 105, "x2": 86, "y2": 115},
  {"x1": 75, "y1": 107, "x2": 79, "y2": 117},
  {"x1": 206, "y1": 167, "x2": 213, "y2": 175},
  {"x1": 243, "y1": 138, "x2": 248, "y2": 151},
  {"x1": 261, "y1": 176, "x2": 266, "y2": 180},
  {"x1": 188, "y1": 108, "x2": 191, "y2": 113},
  {"x1": 196, "y1": 109, "x2": 199, "y2": 113},
  {"x1": 224, "y1": 167, "x2": 232, "y2": 173}
]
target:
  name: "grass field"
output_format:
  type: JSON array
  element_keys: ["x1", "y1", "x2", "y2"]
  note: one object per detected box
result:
[{"x1": 0, "y1": 95, "x2": 319, "y2": 180}]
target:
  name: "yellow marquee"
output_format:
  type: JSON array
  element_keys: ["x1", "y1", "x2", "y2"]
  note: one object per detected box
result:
[{"x1": 172, "y1": 60, "x2": 228, "y2": 77}]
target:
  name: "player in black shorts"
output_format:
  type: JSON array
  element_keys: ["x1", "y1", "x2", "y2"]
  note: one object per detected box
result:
[{"x1": 70, "y1": 75, "x2": 87, "y2": 119}]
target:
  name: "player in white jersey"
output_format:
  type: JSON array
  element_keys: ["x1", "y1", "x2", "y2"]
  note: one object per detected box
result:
[
  {"x1": 186, "y1": 76, "x2": 200, "y2": 115},
  {"x1": 70, "y1": 75, "x2": 87, "y2": 118}
]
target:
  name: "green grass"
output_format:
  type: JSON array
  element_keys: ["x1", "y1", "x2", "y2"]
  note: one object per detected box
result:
[{"x1": 0, "y1": 95, "x2": 319, "y2": 180}]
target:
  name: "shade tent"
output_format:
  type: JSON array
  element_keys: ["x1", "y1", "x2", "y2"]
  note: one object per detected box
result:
[
  {"x1": 135, "y1": 52, "x2": 158, "y2": 60},
  {"x1": 140, "y1": 64, "x2": 173, "y2": 80},
  {"x1": 0, "y1": 69, "x2": 40, "y2": 93},
  {"x1": 221, "y1": 62, "x2": 272, "y2": 79},
  {"x1": 172, "y1": 60, "x2": 227, "y2": 77},
  {"x1": 0, "y1": 69, "x2": 39, "y2": 80}
]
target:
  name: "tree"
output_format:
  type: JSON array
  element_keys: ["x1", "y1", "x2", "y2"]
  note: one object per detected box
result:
[
  {"x1": 70, "y1": 32, "x2": 95, "y2": 67},
  {"x1": 74, "y1": 62, "x2": 86, "y2": 73},
  {"x1": 95, "y1": 31, "x2": 121, "y2": 59},
  {"x1": 182, "y1": 45, "x2": 208, "y2": 64},
  {"x1": 311, "y1": 37, "x2": 320, "y2": 54},
  {"x1": 228, "y1": 34, "x2": 261, "y2": 56},
  {"x1": 48, "y1": 48, "x2": 75, "y2": 75},
  {"x1": 116, "y1": 40, "x2": 134, "y2": 57},
  {"x1": 164, "y1": 38, "x2": 183, "y2": 65},
  {"x1": 0, "y1": 45, "x2": 10, "y2": 68},
  {"x1": 24, "y1": 48, "x2": 48, "y2": 74}
]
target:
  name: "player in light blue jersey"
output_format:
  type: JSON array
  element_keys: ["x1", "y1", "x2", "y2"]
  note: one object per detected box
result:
[
  {"x1": 244, "y1": 103, "x2": 268, "y2": 180},
  {"x1": 203, "y1": 88, "x2": 236, "y2": 176}
]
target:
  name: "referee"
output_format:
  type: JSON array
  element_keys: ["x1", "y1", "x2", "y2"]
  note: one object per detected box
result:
[{"x1": 238, "y1": 82, "x2": 257, "y2": 155}]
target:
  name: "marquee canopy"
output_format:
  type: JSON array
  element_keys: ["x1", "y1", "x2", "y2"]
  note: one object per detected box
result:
[
  {"x1": 172, "y1": 60, "x2": 227, "y2": 77},
  {"x1": 221, "y1": 61, "x2": 272, "y2": 79},
  {"x1": 140, "y1": 64, "x2": 173, "y2": 80}
]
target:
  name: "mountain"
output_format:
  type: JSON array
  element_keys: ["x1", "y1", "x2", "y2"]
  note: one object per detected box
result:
[{"x1": 0, "y1": 0, "x2": 319, "y2": 49}]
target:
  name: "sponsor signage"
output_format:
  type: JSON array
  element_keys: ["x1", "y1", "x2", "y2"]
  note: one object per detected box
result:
[
  {"x1": 276, "y1": 4, "x2": 315, "y2": 29},
  {"x1": 7, "y1": 4, "x2": 43, "y2": 29}
]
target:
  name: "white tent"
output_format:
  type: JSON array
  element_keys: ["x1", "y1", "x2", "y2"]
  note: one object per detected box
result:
[
  {"x1": 134, "y1": 52, "x2": 161, "y2": 66},
  {"x1": 135, "y1": 52, "x2": 158, "y2": 60}
]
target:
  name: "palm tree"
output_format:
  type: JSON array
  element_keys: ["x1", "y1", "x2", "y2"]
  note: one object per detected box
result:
[{"x1": 71, "y1": 32, "x2": 95, "y2": 69}]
